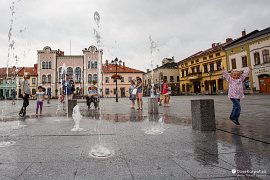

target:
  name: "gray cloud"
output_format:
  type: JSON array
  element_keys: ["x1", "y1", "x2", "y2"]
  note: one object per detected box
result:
[{"x1": 0, "y1": 0, "x2": 269, "y2": 71}]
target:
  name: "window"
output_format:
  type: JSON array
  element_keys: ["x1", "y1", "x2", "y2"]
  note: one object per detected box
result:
[
  {"x1": 209, "y1": 55, "x2": 213, "y2": 59},
  {"x1": 128, "y1": 77, "x2": 132, "y2": 82},
  {"x1": 181, "y1": 70, "x2": 185, "y2": 77},
  {"x1": 121, "y1": 77, "x2": 124, "y2": 82},
  {"x1": 204, "y1": 64, "x2": 208, "y2": 73},
  {"x1": 42, "y1": 62, "x2": 45, "y2": 69},
  {"x1": 216, "y1": 53, "x2": 220, "y2": 57},
  {"x1": 88, "y1": 61, "x2": 91, "y2": 69},
  {"x1": 196, "y1": 59, "x2": 199, "y2": 63},
  {"x1": 196, "y1": 66, "x2": 200, "y2": 72},
  {"x1": 191, "y1": 61, "x2": 194, "y2": 64},
  {"x1": 185, "y1": 63, "x2": 188, "y2": 66},
  {"x1": 262, "y1": 49, "x2": 270, "y2": 63},
  {"x1": 58, "y1": 67, "x2": 63, "y2": 82},
  {"x1": 48, "y1": 61, "x2": 52, "y2": 69},
  {"x1": 231, "y1": 58, "x2": 236, "y2": 69},
  {"x1": 94, "y1": 61, "x2": 98, "y2": 68},
  {"x1": 91, "y1": 61, "x2": 95, "y2": 69},
  {"x1": 216, "y1": 61, "x2": 222, "y2": 70},
  {"x1": 185, "y1": 69, "x2": 188, "y2": 76},
  {"x1": 218, "y1": 79, "x2": 223, "y2": 90},
  {"x1": 45, "y1": 62, "x2": 49, "y2": 69},
  {"x1": 42, "y1": 75, "x2": 46, "y2": 83},
  {"x1": 210, "y1": 63, "x2": 214, "y2": 71},
  {"x1": 93, "y1": 74, "x2": 98, "y2": 82},
  {"x1": 177, "y1": 76, "x2": 179, "y2": 82},
  {"x1": 105, "y1": 88, "x2": 109, "y2": 95},
  {"x1": 88, "y1": 74, "x2": 92, "y2": 83},
  {"x1": 32, "y1": 78, "x2": 36, "y2": 84},
  {"x1": 254, "y1": 52, "x2": 260, "y2": 65},
  {"x1": 105, "y1": 77, "x2": 109, "y2": 83},
  {"x1": 203, "y1": 57, "x2": 207, "y2": 60},
  {"x1": 74, "y1": 67, "x2": 81, "y2": 83},
  {"x1": 170, "y1": 76, "x2": 174, "y2": 82},
  {"x1": 67, "y1": 67, "x2": 73, "y2": 80},
  {"x1": 191, "y1": 67, "x2": 195, "y2": 73},
  {"x1": 47, "y1": 74, "x2": 51, "y2": 83},
  {"x1": 163, "y1": 76, "x2": 167, "y2": 81},
  {"x1": 242, "y1": 56, "x2": 247, "y2": 67}
]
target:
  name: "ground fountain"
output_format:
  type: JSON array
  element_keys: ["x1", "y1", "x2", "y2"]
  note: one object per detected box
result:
[
  {"x1": 144, "y1": 116, "x2": 166, "y2": 135},
  {"x1": 89, "y1": 11, "x2": 113, "y2": 158},
  {"x1": 71, "y1": 105, "x2": 83, "y2": 131}
]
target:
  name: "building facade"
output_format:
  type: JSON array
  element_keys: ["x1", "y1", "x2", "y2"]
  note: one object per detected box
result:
[
  {"x1": 178, "y1": 40, "x2": 231, "y2": 95},
  {"x1": 225, "y1": 28, "x2": 270, "y2": 93},
  {"x1": 143, "y1": 57, "x2": 179, "y2": 96},
  {"x1": 102, "y1": 60, "x2": 144, "y2": 98},
  {"x1": 0, "y1": 67, "x2": 18, "y2": 99},
  {"x1": 37, "y1": 45, "x2": 102, "y2": 97}
]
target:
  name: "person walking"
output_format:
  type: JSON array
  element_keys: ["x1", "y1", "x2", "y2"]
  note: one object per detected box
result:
[
  {"x1": 128, "y1": 80, "x2": 136, "y2": 109},
  {"x1": 222, "y1": 66, "x2": 251, "y2": 125},
  {"x1": 36, "y1": 86, "x2": 45, "y2": 115},
  {"x1": 19, "y1": 72, "x2": 31, "y2": 117},
  {"x1": 135, "y1": 77, "x2": 143, "y2": 110},
  {"x1": 47, "y1": 88, "x2": 51, "y2": 104}
]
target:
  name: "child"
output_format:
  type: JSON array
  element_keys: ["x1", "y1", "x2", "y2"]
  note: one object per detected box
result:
[
  {"x1": 36, "y1": 86, "x2": 45, "y2": 115},
  {"x1": 19, "y1": 72, "x2": 31, "y2": 117},
  {"x1": 222, "y1": 66, "x2": 251, "y2": 125}
]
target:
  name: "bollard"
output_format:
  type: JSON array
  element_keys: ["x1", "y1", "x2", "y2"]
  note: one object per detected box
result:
[
  {"x1": 68, "y1": 99, "x2": 77, "y2": 117},
  {"x1": 148, "y1": 98, "x2": 159, "y2": 114},
  {"x1": 191, "y1": 99, "x2": 216, "y2": 131}
]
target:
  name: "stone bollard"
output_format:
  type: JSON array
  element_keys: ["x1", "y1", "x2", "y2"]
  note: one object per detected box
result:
[
  {"x1": 191, "y1": 99, "x2": 216, "y2": 131},
  {"x1": 148, "y1": 98, "x2": 159, "y2": 114},
  {"x1": 68, "y1": 99, "x2": 77, "y2": 117}
]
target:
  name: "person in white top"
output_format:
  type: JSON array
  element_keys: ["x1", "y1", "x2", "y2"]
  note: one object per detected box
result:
[{"x1": 36, "y1": 86, "x2": 45, "y2": 115}]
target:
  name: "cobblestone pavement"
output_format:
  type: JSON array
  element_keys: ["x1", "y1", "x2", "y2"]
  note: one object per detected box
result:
[{"x1": 0, "y1": 95, "x2": 269, "y2": 179}]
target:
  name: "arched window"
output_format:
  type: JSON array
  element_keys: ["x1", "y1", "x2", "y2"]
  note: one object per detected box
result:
[
  {"x1": 42, "y1": 62, "x2": 45, "y2": 69},
  {"x1": 47, "y1": 74, "x2": 51, "y2": 83},
  {"x1": 91, "y1": 61, "x2": 95, "y2": 69},
  {"x1": 88, "y1": 74, "x2": 92, "y2": 83},
  {"x1": 88, "y1": 61, "x2": 91, "y2": 69},
  {"x1": 94, "y1": 61, "x2": 98, "y2": 69},
  {"x1": 254, "y1": 52, "x2": 260, "y2": 65},
  {"x1": 45, "y1": 62, "x2": 49, "y2": 69},
  {"x1": 42, "y1": 75, "x2": 46, "y2": 83},
  {"x1": 262, "y1": 49, "x2": 270, "y2": 63},
  {"x1": 49, "y1": 61, "x2": 52, "y2": 69},
  {"x1": 93, "y1": 74, "x2": 98, "y2": 82},
  {"x1": 58, "y1": 67, "x2": 62, "y2": 82},
  {"x1": 74, "y1": 67, "x2": 81, "y2": 83},
  {"x1": 67, "y1": 67, "x2": 73, "y2": 80}
]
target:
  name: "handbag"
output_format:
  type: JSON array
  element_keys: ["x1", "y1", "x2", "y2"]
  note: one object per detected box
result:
[{"x1": 132, "y1": 88, "x2": 137, "y2": 95}]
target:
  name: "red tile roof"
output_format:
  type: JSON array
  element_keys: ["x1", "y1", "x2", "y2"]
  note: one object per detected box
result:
[
  {"x1": 17, "y1": 64, "x2": 38, "y2": 76},
  {"x1": 103, "y1": 64, "x2": 144, "y2": 73},
  {"x1": 0, "y1": 67, "x2": 22, "y2": 77}
]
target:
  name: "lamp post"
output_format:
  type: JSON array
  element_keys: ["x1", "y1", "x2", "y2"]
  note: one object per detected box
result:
[
  {"x1": 111, "y1": 57, "x2": 122, "y2": 102},
  {"x1": 209, "y1": 71, "x2": 213, "y2": 95}
]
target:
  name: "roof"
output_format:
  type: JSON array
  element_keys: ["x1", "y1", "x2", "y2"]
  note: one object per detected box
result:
[
  {"x1": 224, "y1": 27, "x2": 270, "y2": 49},
  {"x1": 17, "y1": 64, "x2": 38, "y2": 76},
  {"x1": 156, "y1": 62, "x2": 178, "y2": 70},
  {"x1": 103, "y1": 64, "x2": 144, "y2": 73},
  {"x1": 0, "y1": 67, "x2": 21, "y2": 77}
]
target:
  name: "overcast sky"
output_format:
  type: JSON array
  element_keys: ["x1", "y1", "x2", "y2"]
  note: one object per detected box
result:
[{"x1": 0, "y1": 0, "x2": 269, "y2": 71}]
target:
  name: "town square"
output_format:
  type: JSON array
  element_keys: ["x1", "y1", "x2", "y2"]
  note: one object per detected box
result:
[{"x1": 0, "y1": 0, "x2": 269, "y2": 179}]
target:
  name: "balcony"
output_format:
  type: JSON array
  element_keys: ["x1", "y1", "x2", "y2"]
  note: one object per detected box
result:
[{"x1": 186, "y1": 72, "x2": 202, "y2": 80}]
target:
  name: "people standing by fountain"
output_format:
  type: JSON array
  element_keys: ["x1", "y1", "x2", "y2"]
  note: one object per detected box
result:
[
  {"x1": 62, "y1": 74, "x2": 73, "y2": 111},
  {"x1": 135, "y1": 77, "x2": 143, "y2": 110},
  {"x1": 36, "y1": 86, "x2": 45, "y2": 115},
  {"x1": 19, "y1": 72, "x2": 31, "y2": 117},
  {"x1": 86, "y1": 84, "x2": 99, "y2": 110},
  {"x1": 129, "y1": 80, "x2": 136, "y2": 109},
  {"x1": 162, "y1": 79, "x2": 170, "y2": 107}
]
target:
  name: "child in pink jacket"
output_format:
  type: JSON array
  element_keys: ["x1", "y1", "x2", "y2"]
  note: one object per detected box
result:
[{"x1": 222, "y1": 66, "x2": 251, "y2": 125}]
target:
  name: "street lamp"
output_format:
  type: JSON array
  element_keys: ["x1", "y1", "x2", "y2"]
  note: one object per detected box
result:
[{"x1": 111, "y1": 57, "x2": 122, "y2": 102}]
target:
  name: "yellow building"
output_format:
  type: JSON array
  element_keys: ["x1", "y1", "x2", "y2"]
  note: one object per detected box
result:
[{"x1": 178, "y1": 40, "x2": 232, "y2": 94}]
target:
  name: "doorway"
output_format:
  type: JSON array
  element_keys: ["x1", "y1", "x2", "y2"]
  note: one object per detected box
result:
[{"x1": 259, "y1": 74, "x2": 270, "y2": 93}]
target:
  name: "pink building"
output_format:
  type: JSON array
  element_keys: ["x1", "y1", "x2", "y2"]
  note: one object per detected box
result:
[
  {"x1": 37, "y1": 45, "x2": 102, "y2": 97},
  {"x1": 102, "y1": 60, "x2": 144, "y2": 97}
]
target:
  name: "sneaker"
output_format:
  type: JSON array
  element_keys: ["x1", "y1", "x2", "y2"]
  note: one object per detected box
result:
[{"x1": 230, "y1": 118, "x2": 240, "y2": 125}]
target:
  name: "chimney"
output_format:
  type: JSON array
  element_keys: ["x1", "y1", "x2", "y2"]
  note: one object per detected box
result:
[
  {"x1": 212, "y1": 43, "x2": 216, "y2": 48},
  {"x1": 34, "y1": 63, "x2": 38, "y2": 71},
  {"x1": 105, "y1": 60, "x2": 108, "y2": 66},
  {"x1": 226, "y1": 38, "x2": 233, "y2": 43},
  {"x1": 242, "y1": 30, "x2": 246, "y2": 37},
  {"x1": 146, "y1": 69, "x2": 150, "y2": 73},
  {"x1": 123, "y1": 62, "x2": 125, "y2": 68},
  {"x1": 156, "y1": 65, "x2": 159, "y2": 68}
]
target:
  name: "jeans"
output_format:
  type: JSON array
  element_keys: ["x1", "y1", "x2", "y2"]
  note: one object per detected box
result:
[
  {"x1": 36, "y1": 101, "x2": 43, "y2": 114},
  {"x1": 230, "y1": 98, "x2": 241, "y2": 121}
]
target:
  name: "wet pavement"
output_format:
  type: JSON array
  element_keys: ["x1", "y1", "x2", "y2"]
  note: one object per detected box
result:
[{"x1": 0, "y1": 95, "x2": 269, "y2": 179}]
